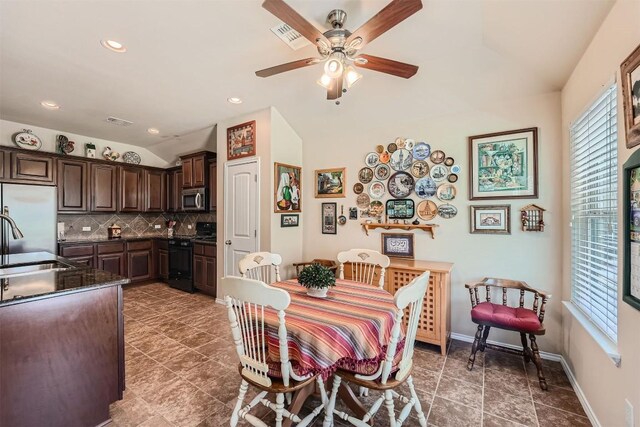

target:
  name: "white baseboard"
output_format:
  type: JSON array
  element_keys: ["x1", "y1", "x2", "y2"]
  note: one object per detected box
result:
[
  {"x1": 449, "y1": 332, "x2": 600, "y2": 427},
  {"x1": 215, "y1": 298, "x2": 225, "y2": 305}
]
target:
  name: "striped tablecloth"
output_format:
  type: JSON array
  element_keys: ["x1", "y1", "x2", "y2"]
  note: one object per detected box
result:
[{"x1": 265, "y1": 279, "x2": 403, "y2": 380}]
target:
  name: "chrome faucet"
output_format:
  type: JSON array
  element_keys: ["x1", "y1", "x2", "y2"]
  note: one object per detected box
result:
[{"x1": 0, "y1": 212, "x2": 24, "y2": 240}]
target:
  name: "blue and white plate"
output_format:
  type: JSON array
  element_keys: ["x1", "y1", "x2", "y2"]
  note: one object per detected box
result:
[
  {"x1": 412, "y1": 142, "x2": 431, "y2": 161},
  {"x1": 415, "y1": 177, "x2": 437, "y2": 198}
]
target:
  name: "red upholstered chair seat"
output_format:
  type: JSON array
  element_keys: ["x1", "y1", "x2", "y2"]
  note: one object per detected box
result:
[{"x1": 471, "y1": 302, "x2": 541, "y2": 333}]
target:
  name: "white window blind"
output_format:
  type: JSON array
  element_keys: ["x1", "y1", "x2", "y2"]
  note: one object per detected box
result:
[{"x1": 570, "y1": 84, "x2": 618, "y2": 342}]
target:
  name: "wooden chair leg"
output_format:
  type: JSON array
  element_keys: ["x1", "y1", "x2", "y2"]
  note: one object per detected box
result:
[
  {"x1": 467, "y1": 325, "x2": 483, "y2": 370},
  {"x1": 274, "y1": 392, "x2": 285, "y2": 427},
  {"x1": 230, "y1": 380, "x2": 249, "y2": 427},
  {"x1": 529, "y1": 334, "x2": 548, "y2": 390},
  {"x1": 521, "y1": 332, "x2": 532, "y2": 363},
  {"x1": 406, "y1": 375, "x2": 427, "y2": 427},
  {"x1": 479, "y1": 326, "x2": 491, "y2": 351},
  {"x1": 323, "y1": 375, "x2": 342, "y2": 427},
  {"x1": 384, "y1": 389, "x2": 397, "y2": 427}
]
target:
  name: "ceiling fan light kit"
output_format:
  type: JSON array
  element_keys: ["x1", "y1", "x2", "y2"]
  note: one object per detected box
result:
[{"x1": 257, "y1": 0, "x2": 422, "y2": 103}]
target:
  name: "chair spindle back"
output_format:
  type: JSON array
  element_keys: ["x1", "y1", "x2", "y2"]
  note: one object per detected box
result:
[
  {"x1": 239, "y1": 252, "x2": 283, "y2": 284},
  {"x1": 337, "y1": 249, "x2": 391, "y2": 288}
]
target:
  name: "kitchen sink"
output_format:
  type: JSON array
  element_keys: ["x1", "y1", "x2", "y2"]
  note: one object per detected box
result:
[{"x1": 0, "y1": 260, "x2": 75, "y2": 278}]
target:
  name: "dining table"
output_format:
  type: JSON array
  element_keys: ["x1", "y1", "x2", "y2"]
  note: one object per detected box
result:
[{"x1": 266, "y1": 278, "x2": 403, "y2": 426}]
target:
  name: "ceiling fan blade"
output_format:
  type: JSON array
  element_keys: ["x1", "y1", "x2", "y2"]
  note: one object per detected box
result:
[
  {"x1": 347, "y1": 0, "x2": 423, "y2": 48},
  {"x1": 256, "y1": 57, "x2": 320, "y2": 78},
  {"x1": 354, "y1": 54, "x2": 418, "y2": 79},
  {"x1": 262, "y1": 0, "x2": 329, "y2": 45},
  {"x1": 327, "y1": 78, "x2": 343, "y2": 100}
]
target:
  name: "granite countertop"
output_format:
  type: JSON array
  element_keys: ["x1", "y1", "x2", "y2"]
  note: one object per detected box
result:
[
  {"x1": 59, "y1": 235, "x2": 167, "y2": 244},
  {"x1": 0, "y1": 252, "x2": 130, "y2": 307}
]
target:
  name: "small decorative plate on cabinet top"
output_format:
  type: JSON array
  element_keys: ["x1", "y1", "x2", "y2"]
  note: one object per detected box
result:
[
  {"x1": 123, "y1": 151, "x2": 142, "y2": 164},
  {"x1": 12, "y1": 129, "x2": 42, "y2": 150},
  {"x1": 365, "y1": 152, "x2": 380, "y2": 168},
  {"x1": 368, "y1": 181, "x2": 386, "y2": 199}
]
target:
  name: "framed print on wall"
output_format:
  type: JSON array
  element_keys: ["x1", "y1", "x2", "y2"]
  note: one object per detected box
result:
[
  {"x1": 470, "y1": 205, "x2": 511, "y2": 234},
  {"x1": 621, "y1": 43, "x2": 640, "y2": 148},
  {"x1": 227, "y1": 120, "x2": 256, "y2": 160},
  {"x1": 281, "y1": 214, "x2": 299, "y2": 227},
  {"x1": 623, "y1": 149, "x2": 640, "y2": 310},
  {"x1": 321, "y1": 202, "x2": 337, "y2": 235},
  {"x1": 381, "y1": 233, "x2": 414, "y2": 259},
  {"x1": 315, "y1": 168, "x2": 346, "y2": 198},
  {"x1": 274, "y1": 162, "x2": 301, "y2": 213},
  {"x1": 468, "y1": 127, "x2": 538, "y2": 200}
]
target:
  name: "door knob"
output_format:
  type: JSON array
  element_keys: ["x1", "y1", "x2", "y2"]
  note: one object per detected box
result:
[{"x1": 225, "y1": 240, "x2": 232, "y2": 245}]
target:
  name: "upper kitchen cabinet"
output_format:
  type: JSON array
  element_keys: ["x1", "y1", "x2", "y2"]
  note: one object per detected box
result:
[
  {"x1": 144, "y1": 170, "x2": 166, "y2": 212},
  {"x1": 180, "y1": 151, "x2": 215, "y2": 188},
  {"x1": 57, "y1": 159, "x2": 89, "y2": 213},
  {"x1": 10, "y1": 151, "x2": 56, "y2": 185},
  {"x1": 209, "y1": 161, "x2": 217, "y2": 211},
  {"x1": 119, "y1": 167, "x2": 143, "y2": 212},
  {"x1": 90, "y1": 164, "x2": 118, "y2": 212},
  {"x1": 166, "y1": 168, "x2": 183, "y2": 212}
]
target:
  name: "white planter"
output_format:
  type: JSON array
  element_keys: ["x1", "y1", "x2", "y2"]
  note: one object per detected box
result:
[{"x1": 306, "y1": 286, "x2": 329, "y2": 298}]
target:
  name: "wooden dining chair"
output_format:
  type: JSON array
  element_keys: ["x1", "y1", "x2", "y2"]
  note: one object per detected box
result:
[
  {"x1": 292, "y1": 259, "x2": 338, "y2": 277},
  {"x1": 220, "y1": 276, "x2": 329, "y2": 427},
  {"x1": 337, "y1": 249, "x2": 391, "y2": 288},
  {"x1": 323, "y1": 271, "x2": 431, "y2": 427},
  {"x1": 239, "y1": 252, "x2": 282, "y2": 284}
]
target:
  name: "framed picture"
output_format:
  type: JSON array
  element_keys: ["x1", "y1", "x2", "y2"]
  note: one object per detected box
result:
[
  {"x1": 623, "y1": 149, "x2": 640, "y2": 310},
  {"x1": 381, "y1": 233, "x2": 414, "y2": 259},
  {"x1": 621, "y1": 44, "x2": 640, "y2": 148},
  {"x1": 274, "y1": 163, "x2": 301, "y2": 213},
  {"x1": 468, "y1": 128, "x2": 538, "y2": 200},
  {"x1": 281, "y1": 214, "x2": 299, "y2": 227},
  {"x1": 470, "y1": 205, "x2": 511, "y2": 234},
  {"x1": 322, "y1": 202, "x2": 337, "y2": 235},
  {"x1": 227, "y1": 121, "x2": 256, "y2": 160},
  {"x1": 315, "y1": 168, "x2": 346, "y2": 198}
]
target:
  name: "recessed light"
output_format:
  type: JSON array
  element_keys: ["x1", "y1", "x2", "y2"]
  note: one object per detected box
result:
[
  {"x1": 227, "y1": 97, "x2": 242, "y2": 104},
  {"x1": 100, "y1": 39, "x2": 127, "y2": 53},
  {"x1": 147, "y1": 128, "x2": 160, "y2": 135},
  {"x1": 40, "y1": 100, "x2": 60, "y2": 110}
]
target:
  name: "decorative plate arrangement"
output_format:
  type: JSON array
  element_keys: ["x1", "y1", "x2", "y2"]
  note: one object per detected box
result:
[
  {"x1": 437, "y1": 184, "x2": 457, "y2": 201},
  {"x1": 430, "y1": 164, "x2": 448, "y2": 182},
  {"x1": 356, "y1": 193, "x2": 371, "y2": 208},
  {"x1": 411, "y1": 161, "x2": 429, "y2": 178},
  {"x1": 389, "y1": 149, "x2": 413, "y2": 171},
  {"x1": 387, "y1": 142, "x2": 397, "y2": 153},
  {"x1": 369, "y1": 200, "x2": 384, "y2": 217},
  {"x1": 415, "y1": 177, "x2": 437, "y2": 198},
  {"x1": 450, "y1": 164, "x2": 461, "y2": 174},
  {"x1": 412, "y1": 142, "x2": 431, "y2": 160},
  {"x1": 123, "y1": 151, "x2": 142, "y2": 165},
  {"x1": 376, "y1": 145, "x2": 385, "y2": 154},
  {"x1": 444, "y1": 157, "x2": 455, "y2": 166},
  {"x1": 405, "y1": 139, "x2": 415, "y2": 150},
  {"x1": 388, "y1": 172, "x2": 415, "y2": 198},
  {"x1": 430, "y1": 150, "x2": 445, "y2": 164},
  {"x1": 379, "y1": 151, "x2": 391, "y2": 163},
  {"x1": 358, "y1": 167, "x2": 374, "y2": 184},
  {"x1": 365, "y1": 152, "x2": 380, "y2": 168},
  {"x1": 12, "y1": 129, "x2": 42, "y2": 150},
  {"x1": 438, "y1": 203, "x2": 458, "y2": 219},
  {"x1": 353, "y1": 183, "x2": 364, "y2": 194},
  {"x1": 374, "y1": 164, "x2": 391, "y2": 180},
  {"x1": 417, "y1": 200, "x2": 438, "y2": 220},
  {"x1": 368, "y1": 181, "x2": 386, "y2": 199},
  {"x1": 448, "y1": 174, "x2": 459, "y2": 183}
]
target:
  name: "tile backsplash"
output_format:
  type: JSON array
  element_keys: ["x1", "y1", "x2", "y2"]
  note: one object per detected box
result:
[{"x1": 58, "y1": 213, "x2": 216, "y2": 241}]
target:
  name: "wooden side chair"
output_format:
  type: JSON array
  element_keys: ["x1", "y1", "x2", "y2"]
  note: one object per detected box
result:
[
  {"x1": 239, "y1": 252, "x2": 282, "y2": 284},
  {"x1": 292, "y1": 259, "x2": 338, "y2": 277},
  {"x1": 465, "y1": 277, "x2": 551, "y2": 390},
  {"x1": 323, "y1": 271, "x2": 431, "y2": 427},
  {"x1": 337, "y1": 249, "x2": 391, "y2": 288},
  {"x1": 219, "y1": 276, "x2": 329, "y2": 427}
]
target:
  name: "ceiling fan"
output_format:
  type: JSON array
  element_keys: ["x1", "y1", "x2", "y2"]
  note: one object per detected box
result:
[{"x1": 256, "y1": 0, "x2": 423, "y2": 103}]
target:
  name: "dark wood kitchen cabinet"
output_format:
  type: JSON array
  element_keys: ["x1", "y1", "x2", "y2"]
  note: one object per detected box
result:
[
  {"x1": 10, "y1": 151, "x2": 55, "y2": 184},
  {"x1": 154, "y1": 239, "x2": 169, "y2": 281},
  {"x1": 97, "y1": 242, "x2": 126, "y2": 276},
  {"x1": 120, "y1": 167, "x2": 143, "y2": 212},
  {"x1": 90, "y1": 164, "x2": 118, "y2": 212},
  {"x1": 144, "y1": 169, "x2": 166, "y2": 212},
  {"x1": 126, "y1": 240, "x2": 153, "y2": 282},
  {"x1": 167, "y1": 168, "x2": 183, "y2": 212},
  {"x1": 0, "y1": 150, "x2": 6, "y2": 180},
  {"x1": 182, "y1": 157, "x2": 194, "y2": 188},
  {"x1": 59, "y1": 243, "x2": 96, "y2": 268},
  {"x1": 57, "y1": 158, "x2": 89, "y2": 212},
  {"x1": 193, "y1": 242, "x2": 216, "y2": 297},
  {"x1": 181, "y1": 151, "x2": 214, "y2": 189},
  {"x1": 209, "y1": 161, "x2": 217, "y2": 211}
]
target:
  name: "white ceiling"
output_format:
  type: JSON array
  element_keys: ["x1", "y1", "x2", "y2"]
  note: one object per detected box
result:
[{"x1": 0, "y1": 0, "x2": 614, "y2": 152}]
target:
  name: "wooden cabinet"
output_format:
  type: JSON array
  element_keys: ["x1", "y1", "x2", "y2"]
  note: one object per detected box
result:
[
  {"x1": 126, "y1": 240, "x2": 153, "y2": 282},
  {"x1": 97, "y1": 242, "x2": 126, "y2": 276},
  {"x1": 209, "y1": 162, "x2": 217, "y2": 211},
  {"x1": 59, "y1": 244, "x2": 96, "y2": 268},
  {"x1": 57, "y1": 159, "x2": 89, "y2": 212},
  {"x1": 0, "y1": 150, "x2": 5, "y2": 180},
  {"x1": 119, "y1": 167, "x2": 143, "y2": 212},
  {"x1": 158, "y1": 249, "x2": 169, "y2": 280},
  {"x1": 167, "y1": 169, "x2": 183, "y2": 212},
  {"x1": 144, "y1": 170, "x2": 166, "y2": 212},
  {"x1": 10, "y1": 152, "x2": 55, "y2": 184},
  {"x1": 193, "y1": 242, "x2": 216, "y2": 297},
  {"x1": 180, "y1": 151, "x2": 214, "y2": 189},
  {"x1": 182, "y1": 157, "x2": 193, "y2": 188},
  {"x1": 90, "y1": 164, "x2": 118, "y2": 212},
  {"x1": 193, "y1": 156, "x2": 206, "y2": 187}
]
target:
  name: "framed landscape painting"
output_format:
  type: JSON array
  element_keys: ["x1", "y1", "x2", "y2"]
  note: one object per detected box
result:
[
  {"x1": 227, "y1": 121, "x2": 256, "y2": 160},
  {"x1": 468, "y1": 127, "x2": 538, "y2": 200},
  {"x1": 621, "y1": 43, "x2": 640, "y2": 148},
  {"x1": 274, "y1": 162, "x2": 301, "y2": 213},
  {"x1": 315, "y1": 168, "x2": 346, "y2": 198},
  {"x1": 470, "y1": 205, "x2": 511, "y2": 234}
]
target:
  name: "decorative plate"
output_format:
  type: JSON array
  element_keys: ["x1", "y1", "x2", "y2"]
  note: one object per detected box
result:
[
  {"x1": 368, "y1": 181, "x2": 386, "y2": 199},
  {"x1": 353, "y1": 183, "x2": 364, "y2": 194},
  {"x1": 387, "y1": 142, "x2": 398, "y2": 153},
  {"x1": 376, "y1": 144, "x2": 385, "y2": 154},
  {"x1": 447, "y1": 173, "x2": 459, "y2": 183},
  {"x1": 415, "y1": 177, "x2": 437, "y2": 198},
  {"x1": 405, "y1": 139, "x2": 415, "y2": 150},
  {"x1": 387, "y1": 172, "x2": 415, "y2": 199},
  {"x1": 358, "y1": 167, "x2": 374, "y2": 184},
  {"x1": 57, "y1": 134, "x2": 75, "y2": 154},
  {"x1": 389, "y1": 148, "x2": 413, "y2": 171},
  {"x1": 417, "y1": 200, "x2": 438, "y2": 221},
  {"x1": 430, "y1": 150, "x2": 446, "y2": 164},
  {"x1": 12, "y1": 129, "x2": 42, "y2": 150},
  {"x1": 411, "y1": 161, "x2": 429, "y2": 178},
  {"x1": 438, "y1": 203, "x2": 458, "y2": 219},
  {"x1": 450, "y1": 164, "x2": 461, "y2": 174},
  {"x1": 356, "y1": 193, "x2": 371, "y2": 209},
  {"x1": 379, "y1": 151, "x2": 391, "y2": 164},
  {"x1": 430, "y1": 164, "x2": 448, "y2": 182},
  {"x1": 369, "y1": 200, "x2": 384, "y2": 217},
  {"x1": 374, "y1": 164, "x2": 391, "y2": 180},
  {"x1": 412, "y1": 142, "x2": 431, "y2": 161},
  {"x1": 437, "y1": 184, "x2": 457, "y2": 201},
  {"x1": 123, "y1": 151, "x2": 141, "y2": 164},
  {"x1": 395, "y1": 137, "x2": 406, "y2": 148},
  {"x1": 444, "y1": 157, "x2": 455, "y2": 166},
  {"x1": 365, "y1": 152, "x2": 380, "y2": 168}
]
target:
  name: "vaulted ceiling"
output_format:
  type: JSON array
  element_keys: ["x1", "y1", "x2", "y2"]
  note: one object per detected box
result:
[{"x1": 0, "y1": 0, "x2": 615, "y2": 151}]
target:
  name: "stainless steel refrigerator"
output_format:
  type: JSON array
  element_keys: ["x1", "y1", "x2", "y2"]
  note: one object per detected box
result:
[{"x1": 1, "y1": 184, "x2": 57, "y2": 254}]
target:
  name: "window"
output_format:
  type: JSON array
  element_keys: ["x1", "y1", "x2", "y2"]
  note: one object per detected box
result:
[{"x1": 570, "y1": 84, "x2": 618, "y2": 342}]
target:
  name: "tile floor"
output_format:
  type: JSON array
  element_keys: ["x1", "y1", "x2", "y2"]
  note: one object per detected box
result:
[{"x1": 110, "y1": 282, "x2": 591, "y2": 427}]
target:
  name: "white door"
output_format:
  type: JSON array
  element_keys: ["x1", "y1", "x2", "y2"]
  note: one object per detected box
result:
[{"x1": 224, "y1": 159, "x2": 259, "y2": 277}]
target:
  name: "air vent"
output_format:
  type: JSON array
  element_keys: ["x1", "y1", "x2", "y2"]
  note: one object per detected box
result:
[
  {"x1": 270, "y1": 23, "x2": 311, "y2": 51},
  {"x1": 105, "y1": 116, "x2": 133, "y2": 127}
]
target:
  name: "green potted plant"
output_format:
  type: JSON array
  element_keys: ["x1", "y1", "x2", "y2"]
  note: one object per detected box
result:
[{"x1": 298, "y1": 264, "x2": 336, "y2": 298}]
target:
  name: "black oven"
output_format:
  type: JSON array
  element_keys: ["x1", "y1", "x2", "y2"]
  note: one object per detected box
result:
[
  {"x1": 168, "y1": 238, "x2": 194, "y2": 293},
  {"x1": 182, "y1": 188, "x2": 207, "y2": 212}
]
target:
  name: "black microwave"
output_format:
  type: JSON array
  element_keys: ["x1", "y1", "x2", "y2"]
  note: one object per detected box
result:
[{"x1": 182, "y1": 188, "x2": 207, "y2": 211}]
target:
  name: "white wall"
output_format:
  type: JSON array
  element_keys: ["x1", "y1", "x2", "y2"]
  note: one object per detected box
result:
[
  {"x1": 560, "y1": 1, "x2": 640, "y2": 426},
  {"x1": 0, "y1": 119, "x2": 170, "y2": 167},
  {"x1": 301, "y1": 91, "x2": 563, "y2": 353}
]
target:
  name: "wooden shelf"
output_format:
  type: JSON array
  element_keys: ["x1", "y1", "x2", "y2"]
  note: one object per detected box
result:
[{"x1": 361, "y1": 222, "x2": 439, "y2": 239}]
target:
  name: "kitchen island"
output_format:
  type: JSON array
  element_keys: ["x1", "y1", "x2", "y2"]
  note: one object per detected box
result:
[{"x1": 0, "y1": 252, "x2": 129, "y2": 427}]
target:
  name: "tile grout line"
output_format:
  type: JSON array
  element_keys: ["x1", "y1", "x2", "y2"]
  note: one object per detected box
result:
[
  {"x1": 523, "y1": 357, "x2": 541, "y2": 427},
  {"x1": 480, "y1": 349, "x2": 485, "y2": 427}
]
